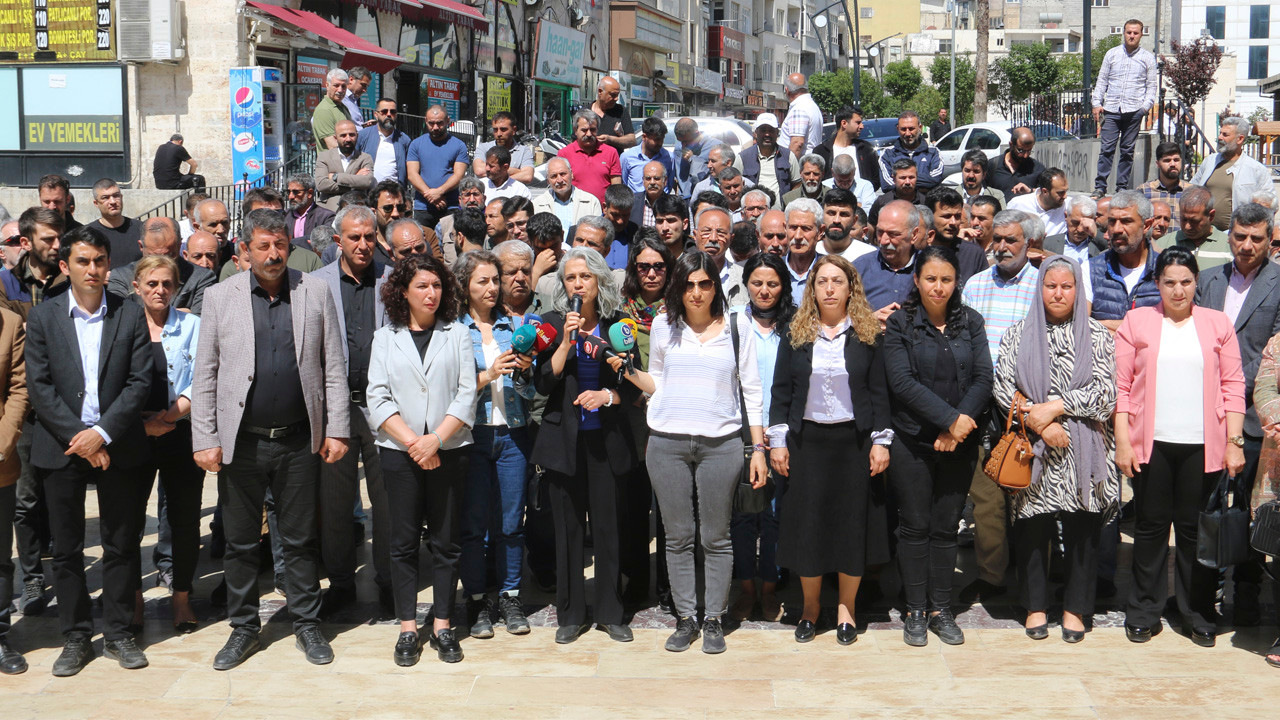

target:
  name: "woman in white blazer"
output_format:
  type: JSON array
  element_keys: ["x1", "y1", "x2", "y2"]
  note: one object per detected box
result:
[{"x1": 368, "y1": 254, "x2": 477, "y2": 666}]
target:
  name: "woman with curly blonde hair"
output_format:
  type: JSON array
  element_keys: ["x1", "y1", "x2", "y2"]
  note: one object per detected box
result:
[{"x1": 768, "y1": 254, "x2": 892, "y2": 646}]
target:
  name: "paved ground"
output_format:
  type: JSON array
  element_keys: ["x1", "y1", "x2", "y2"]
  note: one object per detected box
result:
[{"x1": 5, "y1": 482, "x2": 1280, "y2": 718}]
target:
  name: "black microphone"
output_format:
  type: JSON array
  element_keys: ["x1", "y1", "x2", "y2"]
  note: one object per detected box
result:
[{"x1": 568, "y1": 294, "x2": 583, "y2": 342}]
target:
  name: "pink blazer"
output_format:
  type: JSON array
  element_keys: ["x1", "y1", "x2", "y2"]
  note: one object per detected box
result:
[{"x1": 1115, "y1": 304, "x2": 1245, "y2": 472}]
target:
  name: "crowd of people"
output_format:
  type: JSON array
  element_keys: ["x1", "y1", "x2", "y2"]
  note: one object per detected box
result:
[{"x1": 1, "y1": 24, "x2": 1279, "y2": 678}]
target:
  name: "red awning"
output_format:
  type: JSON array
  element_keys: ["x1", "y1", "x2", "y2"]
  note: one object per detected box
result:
[
  {"x1": 404, "y1": 0, "x2": 489, "y2": 32},
  {"x1": 246, "y1": 1, "x2": 407, "y2": 74}
]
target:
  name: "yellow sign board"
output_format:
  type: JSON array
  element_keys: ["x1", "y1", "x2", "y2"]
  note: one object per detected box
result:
[{"x1": 0, "y1": 0, "x2": 116, "y2": 62}]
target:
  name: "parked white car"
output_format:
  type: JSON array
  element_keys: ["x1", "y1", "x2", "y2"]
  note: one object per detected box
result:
[{"x1": 934, "y1": 121, "x2": 1078, "y2": 177}]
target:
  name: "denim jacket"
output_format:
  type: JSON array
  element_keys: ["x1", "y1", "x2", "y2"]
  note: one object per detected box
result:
[
  {"x1": 462, "y1": 313, "x2": 535, "y2": 427},
  {"x1": 159, "y1": 307, "x2": 201, "y2": 403}
]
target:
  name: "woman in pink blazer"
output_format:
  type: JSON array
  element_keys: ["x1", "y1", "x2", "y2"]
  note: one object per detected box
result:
[{"x1": 1114, "y1": 246, "x2": 1246, "y2": 648}]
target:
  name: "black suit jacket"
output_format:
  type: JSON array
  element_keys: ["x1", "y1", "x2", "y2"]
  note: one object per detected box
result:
[
  {"x1": 769, "y1": 324, "x2": 892, "y2": 441},
  {"x1": 107, "y1": 256, "x2": 217, "y2": 315},
  {"x1": 25, "y1": 292, "x2": 152, "y2": 470},
  {"x1": 530, "y1": 311, "x2": 640, "y2": 478},
  {"x1": 1195, "y1": 259, "x2": 1280, "y2": 436},
  {"x1": 883, "y1": 305, "x2": 993, "y2": 438},
  {"x1": 287, "y1": 204, "x2": 337, "y2": 241},
  {"x1": 813, "y1": 137, "x2": 880, "y2": 187}
]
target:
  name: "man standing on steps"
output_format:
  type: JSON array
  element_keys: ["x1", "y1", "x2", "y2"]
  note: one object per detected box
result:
[{"x1": 1091, "y1": 19, "x2": 1157, "y2": 196}]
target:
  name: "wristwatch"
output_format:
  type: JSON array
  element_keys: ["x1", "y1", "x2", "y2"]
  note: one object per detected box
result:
[{"x1": 1229, "y1": 435, "x2": 1245, "y2": 448}]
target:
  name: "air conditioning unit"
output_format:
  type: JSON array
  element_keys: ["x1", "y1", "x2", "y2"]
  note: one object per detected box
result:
[{"x1": 117, "y1": 0, "x2": 185, "y2": 62}]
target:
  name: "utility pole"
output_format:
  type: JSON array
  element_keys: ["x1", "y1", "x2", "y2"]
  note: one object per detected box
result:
[
  {"x1": 949, "y1": 1, "x2": 957, "y2": 124},
  {"x1": 1083, "y1": 0, "x2": 1092, "y2": 134},
  {"x1": 852, "y1": 0, "x2": 861, "y2": 104}
]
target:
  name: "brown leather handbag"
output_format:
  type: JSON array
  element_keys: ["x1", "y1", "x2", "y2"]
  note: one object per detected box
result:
[{"x1": 984, "y1": 391, "x2": 1035, "y2": 490}]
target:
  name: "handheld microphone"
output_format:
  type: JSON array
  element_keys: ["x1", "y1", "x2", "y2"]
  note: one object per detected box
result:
[
  {"x1": 580, "y1": 334, "x2": 617, "y2": 361},
  {"x1": 568, "y1": 295, "x2": 583, "y2": 342},
  {"x1": 511, "y1": 324, "x2": 538, "y2": 354},
  {"x1": 532, "y1": 323, "x2": 558, "y2": 353},
  {"x1": 524, "y1": 313, "x2": 543, "y2": 327},
  {"x1": 607, "y1": 322, "x2": 637, "y2": 373},
  {"x1": 618, "y1": 317, "x2": 640, "y2": 335}
]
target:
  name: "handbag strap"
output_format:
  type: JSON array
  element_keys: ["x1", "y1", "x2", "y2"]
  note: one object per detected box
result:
[{"x1": 729, "y1": 312, "x2": 753, "y2": 447}]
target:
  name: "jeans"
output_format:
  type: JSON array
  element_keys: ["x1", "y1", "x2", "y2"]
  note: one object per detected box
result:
[
  {"x1": 220, "y1": 432, "x2": 322, "y2": 632},
  {"x1": 460, "y1": 425, "x2": 531, "y2": 596},
  {"x1": 646, "y1": 431, "x2": 742, "y2": 620},
  {"x1": 729, "y1": 475, "x2": 781, "y2": 583},
  {"x1": 1094, "y1": 109, "x2": 1144, "y2": 194},
  {"x1": 892, "y1": 438, "x2": 977, "y2": 611},
  {"x1": 318, "y1": 406, "x2": 389, "y2": 591},
  {"x1": 383, "y1": 447, "x2": 466, "y2": 624}
]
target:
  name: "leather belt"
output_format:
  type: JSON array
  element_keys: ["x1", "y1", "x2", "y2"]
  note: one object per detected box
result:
[
  {"x1": 241, "y1": 421, "x2": 308, "y2": 440},
  {"x1": 349, "y1": 389, "x2": 366, "y2": 407}
]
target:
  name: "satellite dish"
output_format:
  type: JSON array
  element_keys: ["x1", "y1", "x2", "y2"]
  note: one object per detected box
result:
[
  {"x1": 813, "y1": 15, "x2": 828, "y2": 28},
  {"x1": 868, "y1": 46, "x2": 880, "y2": 57}
]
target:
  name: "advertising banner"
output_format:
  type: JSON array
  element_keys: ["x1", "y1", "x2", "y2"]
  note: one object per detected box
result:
[
  {"x1": 533, "y1": 21, "x2": 585, "y2": 86},
  {"x1": 485, "y1": 76, "x2": 512, "y2": 121},
  {"x1": 230, "y1": 67, "x2": 267, "y2": 185},
  {"x1": 21, "y1": 66, "x2": 123, "y2": 151},
  {"x1": 0, "y1": 0, "x2": 115, "y2": 62},
  {"x1": 424, "y1": 74, "x2": 461, "y2": 119}
]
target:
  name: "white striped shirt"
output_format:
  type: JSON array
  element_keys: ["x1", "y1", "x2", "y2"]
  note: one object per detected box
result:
[{"x1": 646, "y1": 313, "x2": 763, "y2": 438}]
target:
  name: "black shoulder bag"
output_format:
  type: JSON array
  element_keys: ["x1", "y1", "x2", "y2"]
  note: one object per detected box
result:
[{"x1": 730, "y1": 312, "x2": 770, "y2": 514}]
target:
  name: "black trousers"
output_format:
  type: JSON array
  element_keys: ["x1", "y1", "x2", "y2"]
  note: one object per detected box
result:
[
  {"x1": 1231, "y1": 434, "x2": 1267, "y2": 595},
  {"x1": 382, "y1": 447, "x2": 466, "y2": 624},
  {"x1": 220, "y1": 432, "x2": 321, "y2": 632},
  {"x1": 0, "y1": 484, "x2": 14, "y2": 635},
  {"x1": 40, "y1": 460, "x2": 146, "y2": 641},
  {"x1": 619, "y1": 462, "x2": 654, "y2": 596},
  {"x1": 1014, "y1": 510, "x2": 1103, "y2": 616},
  {"x1": 546, "y1": 430, "x2": 625, "y2": 627},
  {"x1": 319, "y1": 406, "x2": 389, "y2": 592},
  {"x1": 137, "y1": 425, "x2": 204, "y2": 593},
  {"x1": 892, "y1": 437, "x2": 978, "y2": 611},
  {"x1": 14, "y1": 425, "x2": 48, "y2": 586},
  {"x1": 1127, "y1": 441, "x2": 1219, "y2": 630}
]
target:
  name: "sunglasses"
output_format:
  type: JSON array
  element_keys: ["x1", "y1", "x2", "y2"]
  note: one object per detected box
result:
[
  {"x1": 377, "y1": 108, "x2": 397, "y2": 115},
  {"x1": 635, "y1": 261, "x2": 666, "y2": 275}
]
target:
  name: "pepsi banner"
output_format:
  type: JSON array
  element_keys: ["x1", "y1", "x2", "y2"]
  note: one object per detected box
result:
[{"x1": 230, "y1": 67, "x2": 271, "y2": 185}]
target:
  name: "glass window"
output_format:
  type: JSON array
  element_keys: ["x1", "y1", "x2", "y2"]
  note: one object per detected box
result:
[
  {"x1": 1206, "y1": 6, "x2": 1225, "y2": 40},
  {"x1": 1092, "y1": 0, "x2": 1108, "y2": 6},
  {"x1": 936, "y1": 130, "x2": 966, "y2": 151},
  {"x1": 971, "y1": 128, "x2": 1002, "y2": 150},
  {"x1": 1249, "y1": 45, "x2": 1269, "y2": 79},
  {"x1": 1251, "y1": 6, "x2": 1270, "y2": 39}
]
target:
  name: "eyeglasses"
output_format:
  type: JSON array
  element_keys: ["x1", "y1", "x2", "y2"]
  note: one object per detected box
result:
[
  {"x1": 635, "y1": 261, "x2": 666, "y2": 275},
  {"x1": 379, "y1": 204, "x2": 406, "y2": 214},
  {"x1": 3, "y1": 235, "x2": 21, "y2": 246}
]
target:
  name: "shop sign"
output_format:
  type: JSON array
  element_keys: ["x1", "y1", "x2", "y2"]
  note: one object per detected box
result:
[
  {"x1": 297, "y1": 56, "x2": 329, "y2": 85},
  {"x1": 424, "y1": 74, "x2": 461, "y2": 118},
  {"x1": 748, "y1": 90, "x2": 765, "y2": 108},
  {"x1": 707, "y1": 25, "x2": 745, "y2": 63},
  {"x1": 631, "y1": 79, "x2": 652, "y2": 103},
  {"x1": 19, "y1": 65, "x2": 124, "y2": 152},
  {"x1": 724, "y1": 84, "x2": 745, "y2": 103},
  {"x1": 486, "y1": 76, "x2": 512, "y2": 120},
  {"x1": 533, "y1": 21, "x2": 585, "y2": 86},
  {"x1": 694, "y1": 67, "x2": 723, "y2": 95},
  {"x1": 0, "y1": 0, "x2": 115, "y2": 62}
]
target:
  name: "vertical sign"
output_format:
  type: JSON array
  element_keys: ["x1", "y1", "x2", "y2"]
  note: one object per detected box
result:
[
  {"x1": 230, "y1": 67, "x2": 266, "y2": 186},
  {"x1": 423, "y1": 75, "x2": 461, "y2": 119}
]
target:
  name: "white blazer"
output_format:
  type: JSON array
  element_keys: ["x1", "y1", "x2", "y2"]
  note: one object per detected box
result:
[
  {"x1": 367, "y1": 320, "x2": 477, "y2": 451},
  {"x1": 532, "y1": 186, "x2": 603, "y2": 226}
]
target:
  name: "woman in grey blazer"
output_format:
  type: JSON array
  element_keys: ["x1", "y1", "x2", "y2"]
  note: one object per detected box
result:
[{"x1": 368, "y1": 254, "x2": 477, "y2": 666}]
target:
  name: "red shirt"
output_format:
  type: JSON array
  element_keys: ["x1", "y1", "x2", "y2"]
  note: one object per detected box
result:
[{"x1": 557, "y1": 141, "x2": 620, "y2": 205}]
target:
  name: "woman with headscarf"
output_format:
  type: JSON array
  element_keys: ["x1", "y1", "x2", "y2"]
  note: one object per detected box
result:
[{"x1": 992, "y1": 255, "x2": 1118, "y2": 643}]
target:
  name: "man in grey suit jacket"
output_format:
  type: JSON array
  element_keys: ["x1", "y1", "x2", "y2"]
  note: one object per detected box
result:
[
  {"x1": 1194, "y1": 201, "x2": 1280, "y2": 622},
  {"x1": 191, "y1": 209, "x2": 350, "y2": 671},
  {"x1": 314, "y1": 120, "x2": 375, "y2": 211},
  {"x1": 309, "y1": 205, "x2": 394, "y2": 619},
  {"x1": 107, "y1": 217, "x2": 215, "y2": 314}
]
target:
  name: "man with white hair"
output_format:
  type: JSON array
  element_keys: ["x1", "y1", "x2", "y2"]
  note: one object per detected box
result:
[
  {"x1": 0, "y1": 218, "x2": 21, "y2": 270},
  {"x1": 1190, "y1": 115, "x2": 1273, "y2": 231},
  {"x1": 784, "y1": 198, "x2": 823, "y2": 302},
  {"x1": 780, "y1": 73, "x2": 824, "y2": 159},
  {"x1": 532, "y1": 157, "x2": 603, "y2": 228},
  {"x1": 312, "y1": 68, "x2": 352, "y2": 150},
  {"x1": 823, "y1": 153, "x2": 877, "y2": 210},
  {"x1": 1045, "y1": 195, "x2": 1104, "y2": 289}
]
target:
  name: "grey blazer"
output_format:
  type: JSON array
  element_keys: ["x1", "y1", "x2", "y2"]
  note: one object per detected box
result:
[
  {"x1": 1195, "y1": 258, "x2": 1280, "y2": 436},
  {"x1": 367, "y1": 321, "x2": 477, "y2": 452},
  {"x1": 190, "y1": 269, "x2": 350, "y2": 462},
  {"x1": 315, "y1": 149, "x2": 375, "y2": 211},
  {"x1": 107, "y1": 256, "x2": 217, "y2": 315},
  {"x1": 1043, "y1": 233, "x2": 1105, "y2": 258},
  {"x1": 309, "y1": 259, "x2": 393, "y2": 366}
]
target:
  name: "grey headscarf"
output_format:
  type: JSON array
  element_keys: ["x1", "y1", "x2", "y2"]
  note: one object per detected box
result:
[{"x1": 1013, "y1": 254, "x2": 1108, "y2": 499}]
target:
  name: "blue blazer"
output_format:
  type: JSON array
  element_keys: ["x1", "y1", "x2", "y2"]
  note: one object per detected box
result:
[
  {"x1": 158, "y1": 307, "x2": 201, "y2": 403},
  {"x1": 356, "y1": 126, "x2": 413, "y2": 188}
]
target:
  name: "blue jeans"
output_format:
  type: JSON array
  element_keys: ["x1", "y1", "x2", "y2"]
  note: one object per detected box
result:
[
  {"x1": 729, "y1": 475, "x2": 782, "y2": 583},
  {"x1": 460, "y1": 425, "x2": 531, "y2": 595}
]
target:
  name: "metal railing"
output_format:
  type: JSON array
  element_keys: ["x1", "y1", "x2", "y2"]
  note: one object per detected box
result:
[{"x1": 136, "y1": 149, "x2": 317, "y2": 224}]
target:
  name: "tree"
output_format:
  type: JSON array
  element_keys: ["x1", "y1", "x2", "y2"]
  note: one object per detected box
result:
[
  {"x1": 1164, "y1": 38, "x2": 1225, "y2": 110},
  {"x1": 809, "y1": 69, "x2": 856, "y2": 115},
  {"x1": 905, "y1": 86, "x2": 946, "y2": 125},
  {"x1": 974, "y1": 0, "x2": 989, "y2": 121},
  {"x1": 858, "y1": 71, "x2": 901, "y2": 119},
  {"x1": 928, "y1": 54, "x2": 976, "y2": 124},
  {"x1": 882, "y1": 60, "x2": 923, "y2": 102},
  {"x1": 1090, "y1": 35, "x2": 1122, "y2": 86},
  {"x1": 994, "y1": 42, "x2": 1060, "y2": 101}
]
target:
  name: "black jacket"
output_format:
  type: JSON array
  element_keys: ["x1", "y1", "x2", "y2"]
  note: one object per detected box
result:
[
  {"x1": 769, "y1": 324, "x2": 891, "y2": 441},
  {"x1": 813, "y1": 136, "x2": 881, "y2": 187},
  {"x1": 25, "y1": 292, "x2": 152, "y2": 470},
  {"x1": 530, "y1": 311, "x2": 640, "y2": 477},
  {"x1": 882, "y1": 305, "x2": 993, "y2": 439}
]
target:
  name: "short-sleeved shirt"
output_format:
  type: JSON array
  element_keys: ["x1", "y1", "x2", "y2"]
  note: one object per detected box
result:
[
  {"x1": 87, "y1": 217, "x2": 143, "y2": 266},
  {"x1": 407, "y1": 133, "x2": 470, "y2": 211},
  {"x1": 780, "y1": 92, "x2": 824, "y2": 155},
  {"x1": 557, "y1": 141, "x2": 621, "y2": 205},
  {"x1": 1156, "y1": 227, "x2": 1233, "y2": 269},
  {"x1": 311, "y1": 96, "x2": 351, "y2": 148},
  {"x1": 473, "y1": 141, "x2": 535, "y2": 170},
  {"x1": 595, "y1": 104, "x2": 634, "y2": 143},
  {"x1": 153, "y1": 142, "x2": 192, "y2": 188}
]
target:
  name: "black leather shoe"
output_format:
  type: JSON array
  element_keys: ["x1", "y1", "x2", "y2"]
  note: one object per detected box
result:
[
  {"x1": 1025, "y1": 623, "x2": 1049, "y2": 640},
  {"x1": 296, "y1": 626, "x2": 334, "y2": 665},
  {"x1": 928, "y1": 609, "x2": 965, "y2": 645},
  {"x1": 20, "y1": 579, "x2": 46, "y2": 616},
  {"x1": 794, "y1": 619, "x2": 816, "y2": 643},
  {"x1": 903, "y1": 610, "x2": 928, "y2": 647},
  {"x1": 429, "y1": 628, "x2": 463, "y2": 663},
  {"x1": 1189, "y1": 627, "x2": 1216, "y2": 648},
  {"x1": 555, "y1": 624, "x2": 588, "y2": 644},
  {"x1": 600, "y1": 623, "x2": 634, "y2": 642},
  {"x1": 319, "y1": 586, "x2": 357, "y2": 620},
  {"x1": 213, "y1": 630, "x2": 261, "y2": 670},
  {"x1": 835, "y1": 622, "x2": 857, "y2": 646},
  {"x1": 1125, "y1": 624, "x2": 1156, "y2": 643},
  {"x1": 103, "y1": 637, "x2": 149, "y2": 669},
  {"x1": 0, "y1": 638, "x2": 28, "y2": 675},
  {"x1": 51, "y1": 635, "x2": 94, "y2": 677},
  {"x1": 393, "y1": 632, "x2": 421, "y2": 667},
  {"x1": 1062, "y1": 626, "x2": 1085, "y2": 643}
]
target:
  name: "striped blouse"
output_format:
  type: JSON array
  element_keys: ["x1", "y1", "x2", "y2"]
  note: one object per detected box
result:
[{"x1": 646, "y1": 312, "x2": 764, "y2": 438}]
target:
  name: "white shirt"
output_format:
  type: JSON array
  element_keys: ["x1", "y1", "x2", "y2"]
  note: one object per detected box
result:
[
  {"x1": 338, "y1": 150, "x2": 356, "y2": 173},
  {"x1": 1007, "y1": 193, "x2": 1067, "y2": 237},
  {"x1": 1118, "y1": 262, "x2": 1145, "y2": 294},
  {"x1": 69, "y1": 297, "x2": 111, "y2": 442},
  {"x1": 803, "y1": 319, "x2": 856, "y2": 424},
  {"x1": 341, "y1": 91, "x2": 362, "y2": 124},
  {"x1": 1224, "y1": 263, "x2": 1260, "y2": 325},
  {"x1": 1153, "y1": 316, "x2": 1205, "y2": 443},
  {"x1": 372, "y1": 130, "x2": 398, "y2": 182},
  {"x1": 816, "y1": 239, "x2": 876, "y2": 264},
  {"x1": 822, "y1": 176, "x2": 877, "y2": 211},
  {"x1": 781, "y1": 92, "x2": 825, "y2": 156},
  {"x1": 646, "y1": 313, "x2": 763, "y2": 437},
  {"x1": 481, "y1": 340, "x2": 507, "y2": 426},
  {"x1": 484, "y1": 176, "x2": 531, "y2": 202},
  {"x1": 786, "y1": 253, "x2": 818, "y2": 305}
]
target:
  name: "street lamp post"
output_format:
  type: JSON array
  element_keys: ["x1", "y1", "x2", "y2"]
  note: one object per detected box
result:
[{"x1": 949, "y1": 0, "x2": 958, "y2": 126}]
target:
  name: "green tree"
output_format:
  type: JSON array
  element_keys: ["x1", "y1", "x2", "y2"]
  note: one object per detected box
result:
[
  {"x1": 928, "y1": 54, "x2": 977, "y2": 124},
  {"x1": 858, "y1": 71, "x2": 901, "y2": 119},
  {"x1": 1090, "y1": 35, "x2": 1122, "y2": 85},
  {"x1": 882, "y1": 60, "x2": 923, "y2": 102},
  {"x1": 994, "y1": 43, "x2": 1060, "y2": 101},
  {"x1": 808, "y1": 70, "x2": 856, "y2": 115},
  {"x1": 904, "y1": 86, "x2": 946, "y2": 126},
  {"x1": 1055, "y1": 54, "x2": 1083, "y2": 91}
]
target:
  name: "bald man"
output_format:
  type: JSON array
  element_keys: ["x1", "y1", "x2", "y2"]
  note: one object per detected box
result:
[
  {"x1": 108, "y1": 216, "x2": 217, "y2": 314},
  {"x1": 184, "y1": 231, "x2": 220, "y2": 272},
  {"x1": 0, "y1": 219, "x2": 21, "y2": 270},
  {"x1": 986, "y1": 127, "x2": 1045, "y2": 200},
  {"x1": 315, "y1": 119, "x2": 374, "y2": 211},
  {"x1": 780, "y1": 72, "x2": 824, "y2": 159},
  {"x1": 590, "y1": 75, "x2": 635, "y2": 151}
]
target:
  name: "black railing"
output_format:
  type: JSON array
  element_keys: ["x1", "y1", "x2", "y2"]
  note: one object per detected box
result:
[
  {"x1": 1007, "y1": 89, "x2": 1095, "y2": 139},
  {"x1": 137, "y1": 149, "x2": 318, "y2": 225}
]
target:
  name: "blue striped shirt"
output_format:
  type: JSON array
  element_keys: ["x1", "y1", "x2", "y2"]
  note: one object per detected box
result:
[{"x1": 960, "y1": 262, "x2": 1040, "y2": 362}]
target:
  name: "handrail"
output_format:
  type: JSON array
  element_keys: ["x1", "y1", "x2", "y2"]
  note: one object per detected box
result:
[{"x1": 136, "y1": 149, "x2": 317, "y2": 223}]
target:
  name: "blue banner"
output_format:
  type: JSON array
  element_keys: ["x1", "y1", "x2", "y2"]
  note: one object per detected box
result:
[{"x1": 230, "y1": 67, "x2": 266, "y2": 186}]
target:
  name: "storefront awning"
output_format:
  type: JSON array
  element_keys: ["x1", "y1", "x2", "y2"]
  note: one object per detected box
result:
[
  {"x1": 404, "y1": 0, "x2": 490, "y2": 32},
  {"x1": 247, "y1": 1, "x2": 407, "y2": 74}
]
